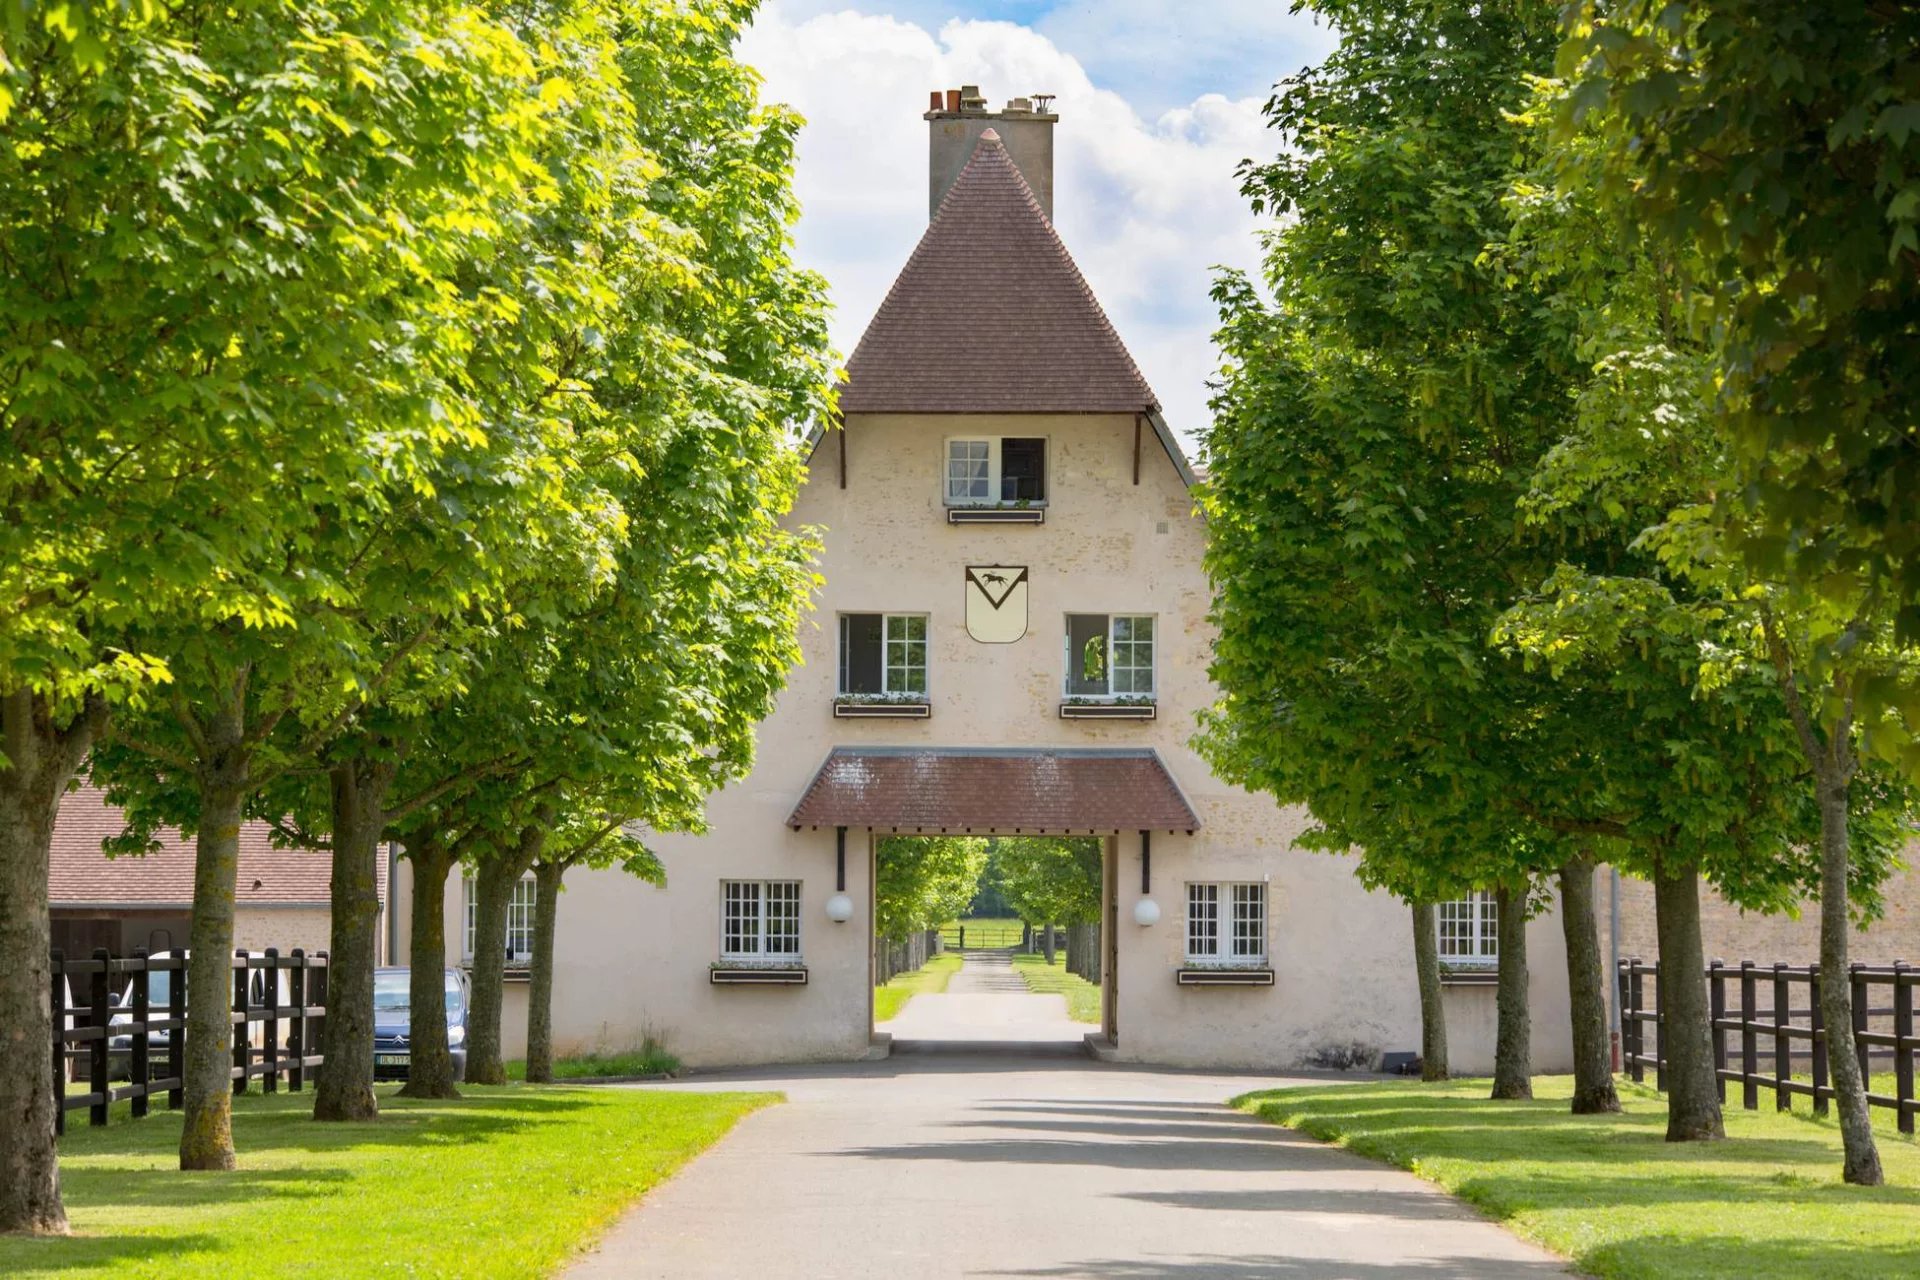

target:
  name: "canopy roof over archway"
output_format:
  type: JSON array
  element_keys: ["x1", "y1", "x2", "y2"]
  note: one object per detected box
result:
[{"x1": 787, "y1": 746, "x2": 1200, "y2": 835}]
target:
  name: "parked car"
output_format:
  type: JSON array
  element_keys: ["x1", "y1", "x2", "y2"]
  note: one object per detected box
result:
[
  {"x1": 102, "y1": 951, "x2": 183, "y2": 1081},
  {"x1": 373, "y1": 967, "x2": 470, "y2": 1083}
]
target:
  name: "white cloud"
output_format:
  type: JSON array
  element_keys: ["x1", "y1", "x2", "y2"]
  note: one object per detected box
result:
[{"x1": 740, "y1": 4, "x2": 1282, "y2": 445}]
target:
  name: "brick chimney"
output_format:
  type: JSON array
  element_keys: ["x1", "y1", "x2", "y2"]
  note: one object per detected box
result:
[{"x1": 924, "y1": 86, "x2": 1058, "y2": 220}]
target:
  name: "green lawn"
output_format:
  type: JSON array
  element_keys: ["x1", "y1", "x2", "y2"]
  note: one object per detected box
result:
[
  {"x1": 1237, "y1": 1074, "x2": 1920, "y2": 1280},
  {"x1": 3, "y1": 1084, "x2": 773, "y2": 1279},
  {"x1": 874, "y1": 952, "x2": 962, "y2": 1022},
  {"x1": 938, "y1": 917, "x2": 1024, "y2": 948},
  {"x1": 1011, "y1": 951, "x2": 1102, "y2": 1024}
]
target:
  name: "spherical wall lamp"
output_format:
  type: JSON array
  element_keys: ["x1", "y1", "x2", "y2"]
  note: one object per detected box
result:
[
  {"x1": 1133, "y1": 898, "x2": 1161, "y2": 927},
  {"x1": 825, "y1": 893, "x2": 854, "y2": 924}
]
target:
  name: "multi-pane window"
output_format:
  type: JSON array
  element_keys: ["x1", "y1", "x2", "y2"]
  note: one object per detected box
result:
[
  {"x1": 839, "y1": 613, "x2": 928, "y2": 696},
  {"x1": 1438, "y1": 891, "x2": 1499, "y2": 965},
  {"x1": 945, "y1": 437, "x2": 1046, "y2": 504},
  {"x1": 1185, "y1": 882, "x2": 1267, "y2": 964},
  {"x1": 464, "y1": 875, "x2": 538, "y2": 963},
  {"x1": 721, "y1": 880, "x2": 803, "y2": 961},
  {"x1": 1065, "y1": 614, "x2": 1155, "y2": 698}
]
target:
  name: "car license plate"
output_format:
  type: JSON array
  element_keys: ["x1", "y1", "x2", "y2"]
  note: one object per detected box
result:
[{"x1": 377, "y1": 1054, "x2": 409, "y2": 1066}]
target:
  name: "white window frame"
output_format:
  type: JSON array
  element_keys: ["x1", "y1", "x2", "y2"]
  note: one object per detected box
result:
[
  {"x1": 1437, "y1": 891, "x2": 1499, "y2": 966},
  {"x1": 720, "y1": 879, "x2": 803, "y2": 962},
  {"x1": 838, "y1": 612, "x2": 929, "y2": 698},
  {"x1": 1185, "y1": 881, "x2": 1267, "y2": 966},
  {"x1": 943, "y1": 436, "x2": 1047, "y2": 506},
  {"x1": 463, "y1": 874, "x2": 538, "y2": 964},
  {"x1": 1063, "y1": 613, "x2": 1156, "y2": 699}
]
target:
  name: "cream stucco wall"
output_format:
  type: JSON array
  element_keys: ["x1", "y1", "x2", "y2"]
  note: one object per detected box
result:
[{"x1": 462, "y1": 409, "x2": 1578, "y2": 1073}]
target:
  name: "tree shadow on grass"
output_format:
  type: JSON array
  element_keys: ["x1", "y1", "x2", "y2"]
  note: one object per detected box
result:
[
  {"x1": 0, "y1": 1231, "x2": 219, "y2": 1278},
  {"x1": 57, "y1": 1165, "x2": 348, "y2": 1210}
]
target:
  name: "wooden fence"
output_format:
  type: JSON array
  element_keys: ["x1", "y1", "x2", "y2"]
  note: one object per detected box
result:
[
  {"x1": 51, "y1": 947, "x2": 327, "y2": 1135},
  {"x1": 1617, "y1": 956, "x2": 1917, "y2": 1135}
]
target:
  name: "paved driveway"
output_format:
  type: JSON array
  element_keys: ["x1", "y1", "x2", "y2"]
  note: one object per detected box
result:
[{"x1": 566, "y1": 1055, "x2": 1569, "y2": 1279}]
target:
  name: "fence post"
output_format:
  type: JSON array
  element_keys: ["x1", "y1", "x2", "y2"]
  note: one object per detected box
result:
[
  {"x1": 1708, "y1": 960, "x2": 1727, "y2": 1104},
  {"x1": 261, "y1": 947, "x2": 280, "y2": 1094},
  {"x1": 1894, "y1": 960, "x2": 1913, "y2": 1137},
  {"x1": 312, "y1": 951, "x2": 327, "y2": 1082},
  {"x1": 1739, "y1": 961, "x2": 1759, "y2": 1110},
  {"x1": 1628, "y1": 959, "x2": 1646, "y2": 1084},
  {"x1": 166, "y1": 952, "x2": 185, "y2": 1110},
  {"x1": 51, "y1": 950, "x2": 65, "y2": 1139},
  {"x1": 1850, "y1": 963, "x2": 1871, "y2": 1097},
  {"x1": 129, "y1": 948, "x2": 150, "y2": 1120},
  {"x1": 88, "y1": 947, "x2": 111, "y2": 1127},
  {"x1": 1772, "y1": 964, "x2": 1790, "y2": 1112},
  {"x1": 1652, "y1": 959, "x2": 1668, "y2": 1093},
  {"x1": 232, "y1": 949, "x2": 249, "y2": 1096},
  {"x1": 288, "y1": 949, "x2": 306, "y2": 1093},
  {"x1": 1810, "y1": 963, "x2": 1830, "y2": 1117}
]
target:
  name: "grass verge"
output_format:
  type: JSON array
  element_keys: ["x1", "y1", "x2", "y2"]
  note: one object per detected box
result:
[
  {"x1": 505, "y1": 1039, "x2": 681, "y2": 1080},
  {"x1": 874, "y1": 952, "x2": 963, "y2": 1022},
  {"x1": 1237, "y1": 1074, "x2": 1920, "y2": 1280},
  {"x1": 1011, "y1": 951, "x2": 1102, "y2": 1024},
  {"x1": 3, "y1": 1084, "x2": 773, "y2": 1279}
]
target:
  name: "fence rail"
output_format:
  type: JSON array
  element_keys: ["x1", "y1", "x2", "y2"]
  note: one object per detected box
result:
[
  {"x1": 1617, "y1": 956, "x2": 1917, "y2": 1135},
  {"x1": 51, "y1": 947, "x2": 328, "y2": 1135}
]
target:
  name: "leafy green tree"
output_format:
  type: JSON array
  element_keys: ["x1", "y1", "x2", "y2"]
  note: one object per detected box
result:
[
  {"x1": 1522, "y1": 19, "x2": 1920, "y2": 1177},
  {"x1": 1, "y1": 0, "x2": 550, "y2": 1195},
  {"x1": 1201, "y1": 0, "x2": 1585, "y2": 1105},
  {"x1": 876, "y1": 837, "x2": 989, "y2": 944},
  {"x1": 993, "y1": 837, "x2": 1101, "y2": 965}
]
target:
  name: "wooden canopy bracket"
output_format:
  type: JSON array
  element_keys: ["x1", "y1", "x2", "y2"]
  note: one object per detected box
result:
[{"x1": 1132, "y1": 413, "x2": 1142, "y2": 485}]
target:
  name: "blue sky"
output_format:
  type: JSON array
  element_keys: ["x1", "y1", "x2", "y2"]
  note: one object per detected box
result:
[{"x1": 741, "y1": 2, "x2": 1338, "y2": 444}]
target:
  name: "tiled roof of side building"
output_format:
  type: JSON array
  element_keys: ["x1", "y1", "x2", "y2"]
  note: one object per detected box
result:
[
  {"x1": 838, "y1": 130, "x2": 1161, "y2": 415},
  {"x1": 50, "y1": 782, "x2": 365, "y2": 908}
]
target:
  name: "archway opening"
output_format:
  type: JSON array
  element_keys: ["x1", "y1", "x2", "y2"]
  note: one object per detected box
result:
[{"x1": 872, "y1": 834, "x2": 1110, "y2": 1054}]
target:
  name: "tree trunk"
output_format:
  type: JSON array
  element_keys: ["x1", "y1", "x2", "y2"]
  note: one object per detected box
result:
[
  {"x1": 313, "y1": 759, "x2": 392, "y2": 1122},
  {"x1": 466, "y1": 822, "x2": 545, "y2": 1085},
  {"x1": 179, "y1": 720, "x2": 249, "y2": 1171},
  {"x1": 1041, "y1": 923, "x2": 1056, "y2": 965},
  {"x1": 1652, "y1": 861, "x2": 1723, "y2": 1141},
  {"x1": 525, "y1": 860, "x2": 564, "y2": 1084},
  {"x1": 397, "y1": 839, "x2": 457, "y2": 1100},
  {"x1": 1814, "y1": 768, "x2": 1883, "y2": 1184},
  {"x1": 1559, "y1": 856, "x2": 1620, "y2": 1115},
  {"x1": 0, "y1": 689, "x2": 96, "y2": 1235},
  {"x1": 1490, "y1": 883, "x2": 1531, "y2": 1100},
  {"x1": 1410, "y1": 900, "x2": 1448, "y2": 1082},
  {"x1": 1086, "y1": 918, "x2": 1101, "y2": 985}
]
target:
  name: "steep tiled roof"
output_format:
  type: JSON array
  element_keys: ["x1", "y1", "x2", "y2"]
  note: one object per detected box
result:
[
  {"x1": 787, "y1": 747, "x2": 1200, "y2": 833},
  {"x1": 51, "y1": 783, "x2": 356, "y2": 907},
  {"x1": 838, "y1": 131, "x2": 1160, "y2": 415}
]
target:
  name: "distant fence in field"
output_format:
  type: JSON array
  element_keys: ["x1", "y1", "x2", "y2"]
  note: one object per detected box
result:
[
  {"x1": 939, "y1": 919, "x2": 1025, "y2": 949},
  {"x1": 51, "y1": 947, "x2": 328, "y2": 1135},
  {"x1": 1618, "y1": 957, "x2": 1917, "y2": 1135}
]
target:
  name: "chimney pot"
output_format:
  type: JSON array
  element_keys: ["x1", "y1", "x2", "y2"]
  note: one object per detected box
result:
[
  {"x1": 945, "y1": 88, "x2": 961, "y2": 112},
  {"x1": 929, "y1": 90, "x2": 944, "y2": 112}
]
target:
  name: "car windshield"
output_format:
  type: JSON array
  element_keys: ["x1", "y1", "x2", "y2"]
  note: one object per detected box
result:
[
  {"x1": 374, "y1": 972, "x2": 410, "y2": 1013},
  {"x1": 374, "y1": 972, "x2": 464, "y2": 1017}
]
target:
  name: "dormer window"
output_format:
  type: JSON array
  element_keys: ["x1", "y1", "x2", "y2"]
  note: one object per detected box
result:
[{"x1": 946, "y1": 437, "x2": 1046, "y2": 522}]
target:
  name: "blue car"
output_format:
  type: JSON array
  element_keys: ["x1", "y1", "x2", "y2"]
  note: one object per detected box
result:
[{"x1": 373, "y1": 967, "x2": 469, "y2": 1082}]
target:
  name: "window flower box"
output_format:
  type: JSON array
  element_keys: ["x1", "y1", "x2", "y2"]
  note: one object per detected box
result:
[
  {"x1": 947, "y1": 504, "x2": 1045, "y2": 525},
  {"x1": 1439, "y1": 965, "x2": 1499, "y2": 987},
  {"x1": 709, "y1": 961, "x2": 809, "y2": 986},
  {"x1": 1059, "y1": 696, "x2": 1156, "y2": 720},
  {"x1": 1175, "y1": 966, "x2": 1275, "y2": 986},
  {"x1": 833, "y1": 694, "x2": 931, "y2": 719}
]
